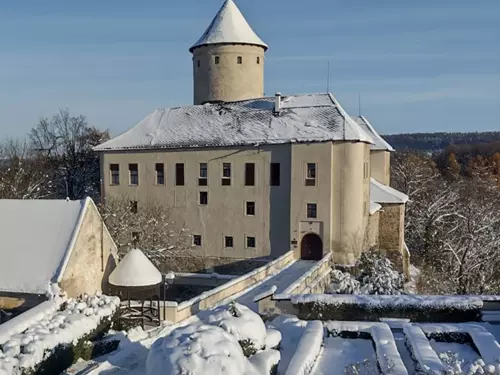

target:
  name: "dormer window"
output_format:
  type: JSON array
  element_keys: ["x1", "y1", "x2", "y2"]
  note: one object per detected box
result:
[
  {"x1": 214, "y1": 56, "x2": 220, "y2": 64},
  {"x1": 237, "y1": 56, "x2": 242, "y2": 64}
]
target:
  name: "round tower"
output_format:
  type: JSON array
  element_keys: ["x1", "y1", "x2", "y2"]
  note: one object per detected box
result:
[{"x1": 190, "y1": 0, "x2": 268, "y2": 105}]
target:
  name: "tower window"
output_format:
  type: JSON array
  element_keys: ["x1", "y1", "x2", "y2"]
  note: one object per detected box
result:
[
  {"x1": 237, "y1": 56, "x2": 242, "y2": 64},
  {"x1": 307, "y1": 203, "x2": 317, "y2": 219},
  {"x1": 197, "y1": 59, "x2": 200, "y2": 68},
  {"x1": 257, "y1": 56, "x2": 260, "y2": 64},
  {"x1": 214, "y1": 56, "x2": 220, "y2": 64}
]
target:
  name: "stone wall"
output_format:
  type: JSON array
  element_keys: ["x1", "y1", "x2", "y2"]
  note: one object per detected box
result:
[
  {"x1": 60, "y1": 201, "x2": 118, "y2": 297},
  {"x1": 365, "y1": 211, "x2": 380, "y2": 249},
  {"x1": 378, "y1": 203, "x2": 405, "y2": 272}
]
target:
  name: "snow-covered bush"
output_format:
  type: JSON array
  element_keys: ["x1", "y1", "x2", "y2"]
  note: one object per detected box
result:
[
  {"x1": 146, "y1": 324, "x2": 248, "y2": 375},
  {"x1": 329, "y1": 269, "x2": 361, "y2": 294},
  {"x1": 440, "y1": 352, "x2": 500, "y2": 375},
  {"x1": 0, "y1": 294, "x2": 120, "y2": 375},
  {"x1": 329, "y1": 250, "x2": 405, "y2": 295},
  {"x1": 200, "y1": 302, "x2": 267, "y2": 357}
]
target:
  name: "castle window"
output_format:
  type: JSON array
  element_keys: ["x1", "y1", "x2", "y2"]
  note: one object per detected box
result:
[
  {"x1": 257, "y1": 56, "x2": 260, "y2": 64},
  {"x1": 193, "y1": 235, "x2": 202, "y2": 247},
  {"x1": 307, "y1": 203, "x2": 317, "y2": 219},
  {"x1": 222, "y1": 163, "x2": 231, "y2": 186},
  {"x1": 246, "y1": 236, "x2": 256, "y2": 249},
  {"x1": 245, "y1": 163, "x2": 255, "y2": 186},
  {"x1": 237, "y1": 56, "x2": 242, "y2": 64},
  {"x1": 214, "y1": 56, "x2": 220, "y2": 64},
  {"x1": 110, "y1": 164, "x2": 119, "y2": 185},
  {"x1": 155, "y1": 163, "x2": 165, "y2": 185},
  {"x1": 225, "y1": 236, "x2": 234, "y2": 248},
  {"x1": 130, "y1": 201, "x2": 138, "y2": 214},
  {"x1": 176, "y1": 163, "x2": 185, "y2": 186},
  {"x1": 199, "y1": 163, "x2": 208, "y2": 186},
  {"x1": 246, "y1": 201, "x2": 255, "y2": 216},
  {"x1": 305, "y1": 163, "x2": 316, "y2": 186},
  {"x1": 129, "y1": 163, "x2": 139, "y2": 185},
  {"x1": 199, "y1": 191, "x2": 208, "y2": 205}
]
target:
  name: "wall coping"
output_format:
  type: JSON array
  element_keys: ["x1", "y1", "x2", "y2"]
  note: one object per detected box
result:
[
  {"x1": 176, "y1": 250, "x2": 295, "y2": 311},
  {"x1": 281, "y1": 252, "x2": 332, "y2": 295}
]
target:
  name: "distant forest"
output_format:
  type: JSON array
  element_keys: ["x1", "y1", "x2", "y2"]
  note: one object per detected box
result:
[
  {"x1": 384, "y1": 131, "x2": 500, "y2": 184},
  {"x1": 383, "y1": 131, "x2": 500, "y2": 153}
]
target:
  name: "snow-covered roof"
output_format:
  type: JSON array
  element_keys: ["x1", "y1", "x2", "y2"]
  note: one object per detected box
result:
[
  {"x1": 190, "y1": 0, "x2": 268, "y2": 52},
  {"x1": 370, "y1": 178, "x2": 409, "y2": 204},
  {"x1": 94, "y1": 93, "x2": 374, "y2": 152},
  {"x1": 353, "y1": 116, "x2": 395, "y2": 152},
  {"x1": 109, "y1": 249, "x2": 162, "y2": 288},
  {"x1": 0, "y1": 198, "x2": 91, "y2": 295}
]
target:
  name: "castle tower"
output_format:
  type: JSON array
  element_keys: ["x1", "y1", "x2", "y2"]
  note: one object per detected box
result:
[{"x1": 190, "y1": 0, "x2": 268, "y2": 105}]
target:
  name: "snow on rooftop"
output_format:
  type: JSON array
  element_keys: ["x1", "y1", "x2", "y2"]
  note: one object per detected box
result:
[
  {"x1": 370, "y1": 200, "x2": 382, "y2": 215},
  {"x1": 94, "y1": 93, "x2": 374, "y2": 152},
  {"x1": 109, "y1": 249, "x2": 162, "y2": 288},
  {"x1": 190, "y1": 0, "x2": 268, "y2": 52},
  {"x1": 0, "y1": 199, "x2": 87, "y2": 295},
  {"x1": 353, "y1": 116, "x2": 395, "y2": 152},
  {"x1": 370, "y1": 178, "x2": 409, "y2": 204}
]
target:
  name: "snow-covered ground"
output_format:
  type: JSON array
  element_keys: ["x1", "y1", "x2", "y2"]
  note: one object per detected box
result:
[{"x1": 312, "y1": 337, "x2": 378, "y2": 375}]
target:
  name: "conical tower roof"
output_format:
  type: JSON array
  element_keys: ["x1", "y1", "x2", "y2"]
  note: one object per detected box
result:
[
  {"x1": 109, "y1": 249, "x2": 162, "y2": 288},
  {"x1": 190, "y1": 0, "x2": 268, "y2": 52}
]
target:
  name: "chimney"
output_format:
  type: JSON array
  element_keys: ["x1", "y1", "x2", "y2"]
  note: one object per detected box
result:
[{"x1": 274, "y1": 92, "x2": 281, "y2": 114}]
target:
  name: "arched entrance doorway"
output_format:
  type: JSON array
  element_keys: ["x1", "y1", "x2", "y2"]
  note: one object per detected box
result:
[{"x1": 300, "y1": 233, "x2": 323, "y2": 260}]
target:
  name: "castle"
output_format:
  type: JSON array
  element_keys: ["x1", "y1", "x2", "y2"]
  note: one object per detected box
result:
[{"x1": 95, "y1": 0, "x2": 408, "y2": 271}]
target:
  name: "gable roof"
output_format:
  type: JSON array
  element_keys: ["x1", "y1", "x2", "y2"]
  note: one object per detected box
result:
[
  {"x1": 370, "y1": 178, "x2": 409, "y2": 204},
  {"x1": 353, "y1": 116, "x2": 395, "y2": 152},
  {"x1": 190, "y1": 0, "x2": 268, "y2": 52},
  {"x1": 94, "y1": 93, "x2": 374, "y2": 152},
  {"x1": 0, "y1": 198, "x2": 92, "y2": 295},
  {"x1": 109, "y1": 249, "x2": 162, "y2": 287}
]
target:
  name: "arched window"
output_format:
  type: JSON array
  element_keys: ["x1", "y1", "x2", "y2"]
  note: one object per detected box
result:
[
  {"x1": 237, "y1": 56, "x2": 242, "y2": 64},
  {"x1": 214, "y1": 56, "x2": 220, "y2": 64}
]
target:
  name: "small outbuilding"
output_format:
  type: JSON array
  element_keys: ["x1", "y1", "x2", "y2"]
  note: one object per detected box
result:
[
  {"x1": 0, "y1": 198, "x2": 118, "y2": 315},
  {"x1": 108, "y1": 249, "x2": 163, "y2": 328}
]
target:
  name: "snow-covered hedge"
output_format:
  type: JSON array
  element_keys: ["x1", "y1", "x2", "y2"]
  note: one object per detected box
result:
[
  {"x1": 284, "y1": 320, "x2": 323, "y2": 375},
  {"x1": 325, "y1": 321, "x2": 408, "y2": 375},
  {"x1": 291, "y1": 294, "x2": 482, "y2": 322},
  {"x1": 0, "y1": 294, "x2": 120, "y2": 375},
  {"x1": 403, "y1": 323, "x2": 500, "y2": 374}
]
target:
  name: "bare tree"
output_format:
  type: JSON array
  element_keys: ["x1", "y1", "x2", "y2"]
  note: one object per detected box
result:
[
  {"x1": 101, "y1": 196, "x2": 203, "y2": 271},
  {"x1": 30, "y1": 109, "x2": 109, "y2": 200},
  {"x1": 0, "y1": 138, "x2": 53, "y2": 199}
]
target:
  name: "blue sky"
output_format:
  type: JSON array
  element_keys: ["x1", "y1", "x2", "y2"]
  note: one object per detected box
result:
[{"x1": 1, "y1": 0, "x2": 499, "y2": 139}]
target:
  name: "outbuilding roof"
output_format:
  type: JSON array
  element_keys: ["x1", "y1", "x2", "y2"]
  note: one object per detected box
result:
[
  {"x1": 370, "y1": 178, "x2": 409, "y2": 204},
  {"x1": 353, "y1": 116, "x2": 395, "y2": 152},
  {"x1": 190, "y1": 0, "x2": 268, "y2": 52},
  {"x1": 0, "y1": 198, "x2": 93, "y2": 294},
  {"x1": 94, "y1": 93, "x2": 374, "y2": 152},
  {"x1": 108, "y1": 249, "x2": 162, "y2": 288}
]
